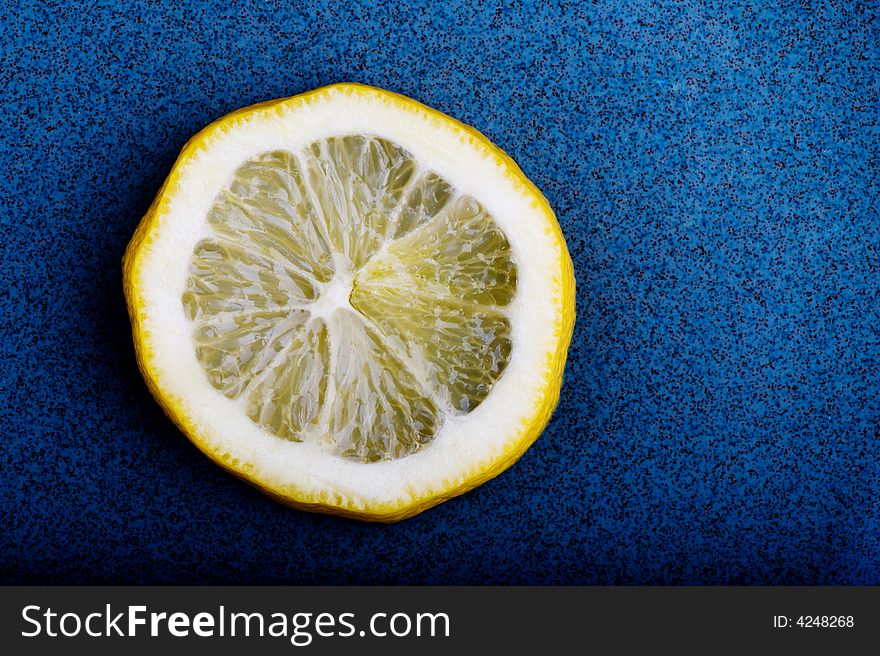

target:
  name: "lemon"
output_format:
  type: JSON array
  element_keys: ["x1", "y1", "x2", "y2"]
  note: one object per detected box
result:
[{"x1": 123, "y1": 83, "x2": 575, "y2": 521}]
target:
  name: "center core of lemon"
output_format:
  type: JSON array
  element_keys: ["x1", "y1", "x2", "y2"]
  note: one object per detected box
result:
[{"x1": 311, "y1": 271, "x2": 354, "y2": 320}]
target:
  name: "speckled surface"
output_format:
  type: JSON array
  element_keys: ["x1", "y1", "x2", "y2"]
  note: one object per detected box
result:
[{"x1": 1, "y1": 1, "x2": 878, "y2": 584}]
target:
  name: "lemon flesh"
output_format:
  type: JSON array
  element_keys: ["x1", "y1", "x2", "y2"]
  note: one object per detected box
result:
[
  {"x1": 123, "y1": 84, "x2": 574, "y2": 521},
  {"x1": 183, "y1": 138, "x2": 516, "y2": 463}
]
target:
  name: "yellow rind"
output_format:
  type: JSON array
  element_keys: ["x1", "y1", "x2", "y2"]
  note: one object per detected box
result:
[{"x1": 123, "y1": 82, "x2": 576, "y2": 523}]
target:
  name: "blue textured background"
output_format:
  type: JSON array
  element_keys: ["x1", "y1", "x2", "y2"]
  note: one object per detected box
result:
[{"x1": 2, "y1": 0, "x2": 878, "y2": 584}]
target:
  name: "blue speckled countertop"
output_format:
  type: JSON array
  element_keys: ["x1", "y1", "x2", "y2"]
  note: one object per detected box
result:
[{"x1": 1, "y1": 1, "x2": 878, "y2": 584}]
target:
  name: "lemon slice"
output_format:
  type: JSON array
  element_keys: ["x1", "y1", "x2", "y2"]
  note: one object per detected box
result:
[{"x1": 124, "y1": 84, "x2": 575, "y2": 521}]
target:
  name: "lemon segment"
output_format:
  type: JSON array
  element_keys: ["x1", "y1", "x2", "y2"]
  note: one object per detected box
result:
[
  {"x1": 351, "y1": 195, "x2": 517, "y2": 413},
  {"x1": 326, "y1": 308, "x2": 440, "y2": 462}
]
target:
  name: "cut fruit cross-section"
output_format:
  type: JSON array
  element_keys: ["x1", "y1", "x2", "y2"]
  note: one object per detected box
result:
[{"x1": 123, "y1": 83, "x2": 575, "y2": 521}]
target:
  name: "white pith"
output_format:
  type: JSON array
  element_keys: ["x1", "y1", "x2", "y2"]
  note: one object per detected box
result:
[{"x1": 134, "y1": 88, "x2": 565, "y2": 509}]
